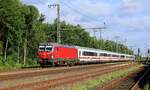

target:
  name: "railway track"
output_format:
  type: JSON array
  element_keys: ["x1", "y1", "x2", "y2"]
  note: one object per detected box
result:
[
  {"x1": 0, "y1": 62, "x2": 125, "y2": 81},
  {"x1": 0, "y1": 62, "x2": 135, "y2": 90},
  {"x1": 98, "y1": 64, "x2": 149, "y2": 90},
  {"x1": 131, "y1": 67, "x2": 150, "y2": 90},
  {"x1": 0, "y1": 61, "x2": 128, "y2": 72}
]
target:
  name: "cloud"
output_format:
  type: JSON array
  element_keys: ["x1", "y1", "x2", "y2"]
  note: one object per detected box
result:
[
  {"x1": 70, "y1": 0, "x2": 112, "y2": 16},
  {"x1": 111, "y1": 16, "x2": 150, "y2": 30},
  {"x1": 121, "y1": 0, "x2": 141, "y2": 10},
  {"x1": 61, "y1": 13, "x2": 82, "y2": 25},
  {"x1": 120, "y1": 0, "x2": 150, "y2": 14}
]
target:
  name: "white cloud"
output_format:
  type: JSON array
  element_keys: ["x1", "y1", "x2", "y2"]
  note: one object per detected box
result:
[
  {"x1": 61, "y1": 13, "x2": 82, "y2": 25},
  {"x1": 122, "y1": 0, "x2": 141, "y2": 9},
  {"x1": 111, "y1": 16, "x2": 150, "y2": 30},
  {"x1": 120, "y1": 0, "x2": 150, "y2": 13},
  {"x1": 70, "y1": 0, "x2": 112, "y2": 16},
  {"x1": 46, "y1": 0, "x2": 112, "y2": 27}
]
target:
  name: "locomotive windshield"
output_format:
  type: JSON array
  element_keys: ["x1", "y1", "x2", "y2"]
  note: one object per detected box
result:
[
  {"x1": 39, "y1": 46, "x2": 45, "y2": 51},
  {"x1": 39, "y1": 45, "x2": 53, "y2": 51},
  {"x1": 45, "y1": 46, "x2": 52, "y2": 51}
]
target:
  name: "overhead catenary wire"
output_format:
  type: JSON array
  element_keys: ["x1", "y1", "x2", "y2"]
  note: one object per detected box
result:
[
  {"x1": 60, "y1": 1, "x2": 103, "y2": 23},
  {"x1": 60, "y1": 1, "x2": 106, "y2": 37},
  {"x1": 25, "y1": 0, "x2": 103, "y2": 26},
  {"x1": 27, "y1": 0, "x2": 46, "y2": 5}
]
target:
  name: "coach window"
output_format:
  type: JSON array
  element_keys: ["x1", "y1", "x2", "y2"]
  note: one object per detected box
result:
[
  {"x1": 83, "y1": 51, "x2": 97, "y2": 56},
  {"x1": 99, "y1": 53, "x2": 103, "y2": 56},
  {"x1": 100, "y1": 53, "x2": 110, "y2": 56},
  {"x1": 112, "y1": 55, "x2": 119, "y2": 57},
  {"x1": 100, "y1": 53, "x2": 105, "y2": 56},
  {"x1": 116, "y1": 55, "x2": 119, "y2": 57},
  {"x1": 108, "y1": 54, "x2": 111, "y2": 57},
  {"x1": 121, "y1": 55, "x2": 125, "y2": 58}
]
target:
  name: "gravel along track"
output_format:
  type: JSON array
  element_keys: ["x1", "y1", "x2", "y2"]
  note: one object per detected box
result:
[
  {"x1": 0, "y1": 63, "x2": 135, "y2": 90},
  {"x1": 98, "y1": 65, "x2": 149, "y2": 90}
]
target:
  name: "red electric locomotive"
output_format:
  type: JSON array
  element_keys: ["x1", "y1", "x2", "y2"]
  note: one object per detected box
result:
[{"x1": 37, "y1": 43, "x2": 79, "y2": 66}]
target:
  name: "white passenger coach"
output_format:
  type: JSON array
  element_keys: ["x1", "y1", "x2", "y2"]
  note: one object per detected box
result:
[{"x1": 75, "y1": 46, "x2": 135, "y2": 63}]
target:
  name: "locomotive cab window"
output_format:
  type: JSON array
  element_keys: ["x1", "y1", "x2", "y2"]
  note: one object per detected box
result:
[
  {"x1": 45, "y1": 46, "x2": 53, "y2": 51},
  {"x1": 39, "y1": 46, "x2": 45, "y2": 51},
  {"x1": 39, "y1": 45, "x2": 52, "y2": 51}
]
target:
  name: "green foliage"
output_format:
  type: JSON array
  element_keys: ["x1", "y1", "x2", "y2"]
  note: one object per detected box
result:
[
  {"x1": 0, "y1": 56, "x2": 4, "y2": 65},
  {"x1": 135, "y1": 55, "x2": 142, "y2": 61},
  {"x1": 0, "y1": 0, "x2": 24, "y2": 45},
  {"x1": 0, "y1": 55, "x2": 23, "y2": 70},
  {"x1": 26, "y1": 58, "x2": 37, "y2": 66},
  {"x1": 143, "y1": 81, "x2": 150, "y2": 90}
]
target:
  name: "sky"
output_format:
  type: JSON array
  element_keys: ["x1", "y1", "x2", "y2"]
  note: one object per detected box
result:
[{"x1": 21, "y1": 0, "x2": 150, "y2": 55}]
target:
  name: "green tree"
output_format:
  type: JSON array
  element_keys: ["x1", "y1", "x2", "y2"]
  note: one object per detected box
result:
[{"x1": 0, "y1": 0, "x2": 24, "y2": 61}]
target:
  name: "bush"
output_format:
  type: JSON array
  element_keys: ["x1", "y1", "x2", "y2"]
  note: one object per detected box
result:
[
  {"x1": 0, "y1": 56, "x2": 4, "y2": 66},
  {"x1": 5, "y1": 55, "x2": 16, "y2": 66},
  {"x1": 13, "y1": 63, "x2": 23, "y2": 69},
  {"x1": 26, "y1": 58, "x2": 38, "y2": 66},
  {"x1": 0, "y1": 52, "x2": 38, "y2": 69},
  {"x1": 0, "y1": 55, "x2": 23, "y2": 69}
]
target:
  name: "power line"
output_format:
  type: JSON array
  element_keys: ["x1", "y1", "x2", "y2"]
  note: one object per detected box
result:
[
  {"x1": 60, "y1": 1, "x2": 102, "y2": 22},
  {"x1": 47, "y1": 0, "x2": 107, "y2": 44},
  {"x1": 27, "y1": 0, "x2": 46, "y2": 5}
]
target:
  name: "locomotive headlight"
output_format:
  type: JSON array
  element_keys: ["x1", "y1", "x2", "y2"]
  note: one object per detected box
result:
[{"x1": 51, "y1": 55, "x2": 53, "y2": 58}]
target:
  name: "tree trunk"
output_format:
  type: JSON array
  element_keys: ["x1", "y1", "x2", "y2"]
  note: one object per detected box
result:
[
  {"x1": 17, "y1": 46, "x2": 20, "y2": 64},
  {"x1": 23, "y1": 38, "x2": 27, "y2": 65},
  {"x1": 4, "y1": 38, "x2": 8, "y2": 61}
]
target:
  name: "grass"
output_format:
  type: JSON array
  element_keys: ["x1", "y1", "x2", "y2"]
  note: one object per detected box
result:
[
  {"x1": 0, "y1": 63, "x2": 24, "y2": 71},
  {"x1": 0, "y1": 57, "x2": 39, "y2": 71},
  {"x1": 143, "y1": 73, "x2": 150, "y2": 90},
  {"x1": 143, "y1": 81, "x2": 150, "y2": 90},
  {"x1": 71, "y1": 64, "x2": 143, "y2": 90}
]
